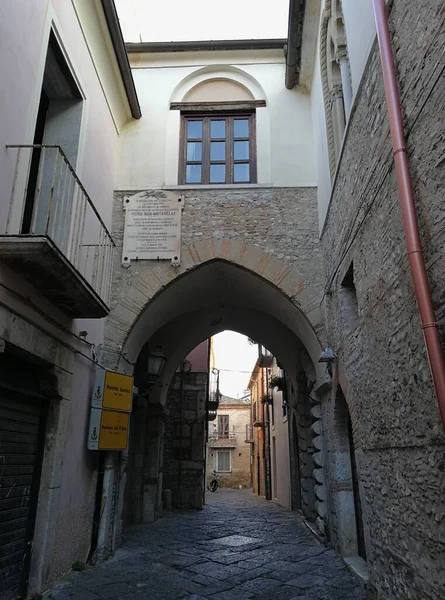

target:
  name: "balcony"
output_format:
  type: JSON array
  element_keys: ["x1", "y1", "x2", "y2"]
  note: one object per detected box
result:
[
  {"x1": 206, "y1": 386, "x2": 221, "y2": 420},
  {"x1": 245, "y1": 425, "x2": 254, "y2": 443},
  {"x1": 258, "y1": 345, "x2": 273, "y2": 367},
  {"x1": 253, "y1": 402, "x2": 264, "y2": 427},
  {"x1": 207, "y1": 409, "x2": 217, "y2": 422},
  {"x1": 208, "y1": 432, "x2": 237, "y2": 448},
  {"x1": 1, "y1": 145, "x2": 114, "y2": 317}
]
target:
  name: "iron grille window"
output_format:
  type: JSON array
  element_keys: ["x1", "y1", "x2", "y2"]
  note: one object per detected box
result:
[
  {"x1": 179, "y1": 113, "x2": 256, "y2": 184},
  {"x1": 216, "y1": 449, "x2": 231, "y2": 472}
]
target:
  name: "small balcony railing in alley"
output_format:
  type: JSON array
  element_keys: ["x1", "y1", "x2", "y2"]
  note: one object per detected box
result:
[
  {"x1": 258, "y1": 344, "x2": 273, "y2": 367},
  {"x1": 245, "y1": 425, "x2": 254, "y2": 443},
  {"x1": 2, "y1": 145, "x2": 114, "y2": 317},
  {"x1": 208, "y1": 431, "x2": 237, "y2": 447},
  {"x1": 253, "y1": 402, "x2": 264, "y2": 427}
]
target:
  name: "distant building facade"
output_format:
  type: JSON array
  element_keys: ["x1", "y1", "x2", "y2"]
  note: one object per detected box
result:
[
  {"x1": 248, "y1": 346, "x2": 291, "y2": 509},
  {"x1": 206, "y1": 394, "x2": 252, "y2": 489}
]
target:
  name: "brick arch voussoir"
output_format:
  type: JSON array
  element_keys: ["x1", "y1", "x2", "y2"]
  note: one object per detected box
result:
[{"x1": 181, "y1": 237, "x2": 307, "y2": 301}]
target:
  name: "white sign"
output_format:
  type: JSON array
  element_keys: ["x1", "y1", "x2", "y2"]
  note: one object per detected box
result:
[
  {"x1": 87, "y1": 407, "x2": 102, "y2": 450},
  {"x1": 122, "y1": 191, "x2": 184, "y2": 266},
  {"x1": 91, "y1": 369, "x2": 106, "y2": 409}
]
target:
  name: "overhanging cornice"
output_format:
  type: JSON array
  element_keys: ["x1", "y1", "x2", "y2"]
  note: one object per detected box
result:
[
  {"x1": 285, "y1": 0, "x2": 306, "y2": 89},
  {"x1": 101, "y1": 0, "x2": 142, "y2": 119},
  {"x1": 126, "y1": 39, "x2": 287, "y2": 54}
]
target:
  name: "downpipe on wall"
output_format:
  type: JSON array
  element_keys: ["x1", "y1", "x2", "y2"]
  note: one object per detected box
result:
[
  {"x1": 264, "y1": 368, "x2": 272, "y2": 501},
  {"x1": 372, "y1": 0, "x2": 445, "y2": 432}
]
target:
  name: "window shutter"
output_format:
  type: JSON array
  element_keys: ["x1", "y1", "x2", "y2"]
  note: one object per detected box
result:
[
  {"x1": 217, "y1": 450, "x2": 231, "y2": 472},
  {"x1": 218, "y1": 415, "x2": 229, "y2": 437}
]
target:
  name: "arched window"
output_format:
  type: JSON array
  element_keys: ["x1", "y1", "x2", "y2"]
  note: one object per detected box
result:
[
  {"x1": 174, "y1": 78, "x2": 262, "y2": 185},
  {"x1": 320, "y1": 0, "x2": 352, "y2": 179}
]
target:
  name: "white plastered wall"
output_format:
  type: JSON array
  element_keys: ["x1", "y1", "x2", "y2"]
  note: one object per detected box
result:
[
  {"x1": 310, "y1": 0, "x2": 377, "y2": 231},
  {"x1": 0, "y1": 0, "x2": 135, "y2": 346},
  {"x1": 341, "y1": 0, "x2": 376, "y2": 96},
  {"x1": 0, "y1": 0, "x2": 135, "y2": 592},
  {"x1": 116, "y1": 50, "x2": 317, "y2": 189}
]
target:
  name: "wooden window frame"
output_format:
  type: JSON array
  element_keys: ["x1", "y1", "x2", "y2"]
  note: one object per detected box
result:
[{"x1": 179, "y1": 112, "x2": 257, "y2": 185}]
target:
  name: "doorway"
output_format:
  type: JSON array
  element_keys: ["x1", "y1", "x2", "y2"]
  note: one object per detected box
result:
[
  {"x1": 333, "y1": 387, "x2": 367, "y2": 560},
  {"x1": 21, "y1": 30, "x2": 83, "y2": 249},
  {"x1": 0, "y1": 354, "x2": 48, "y2": 599}
]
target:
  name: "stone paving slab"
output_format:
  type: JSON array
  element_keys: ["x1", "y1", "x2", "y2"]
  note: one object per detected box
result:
[{"x1": 43, "y1": 490, "x2": 369, "y2": 600}]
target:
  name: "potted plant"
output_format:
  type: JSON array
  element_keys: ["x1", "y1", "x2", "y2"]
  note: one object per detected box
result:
[
  {"x1": 269, "y1": 375, "x2": 285, "y2": 392},
  {"x1": 261, "y1": 394, "x2": 273, "y2": 405}
]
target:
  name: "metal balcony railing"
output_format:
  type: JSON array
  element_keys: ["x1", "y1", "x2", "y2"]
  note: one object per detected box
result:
[
  {"x1": 209, "y1": 431, "x2": 236, "y2": 441},
  {"x1": 253, "y1": 402, "x2": 264, "y2": 427},
  {"x1": 258, "y1": 344, "x2": 273, "y2": 367},
  {"x1": 5, "y1": 145, "x2": 114, "y2": 308}
]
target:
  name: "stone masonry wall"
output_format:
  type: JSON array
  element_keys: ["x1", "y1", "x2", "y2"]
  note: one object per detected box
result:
[
  {"x1": 321, "y1": 2, "x2": 445, "y2": 598},
  {"x1": 108, "y1": 186, "x2": 325, "y2": 348},
  {"x1": 163, "y1": 372, "x2": 207, "y2": 509}
]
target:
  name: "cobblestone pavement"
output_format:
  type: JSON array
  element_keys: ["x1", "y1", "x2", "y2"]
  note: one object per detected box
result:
[{"x1": 44, "y1": 490, "x2": 368, "y2": 600}]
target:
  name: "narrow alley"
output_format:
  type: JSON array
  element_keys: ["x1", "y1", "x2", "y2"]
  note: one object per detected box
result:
[
  {"x1": 1, "y1": 1, "x2": 445, "y2": 599},
  {"x1": 44, "y1": 490, "x2": 366, "y2": 600}
]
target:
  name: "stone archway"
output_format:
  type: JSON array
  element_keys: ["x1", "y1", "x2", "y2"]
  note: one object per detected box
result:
[
  {"x1": 100, "y1": 186, "x2": 328, "y2": 554},
  {"x1": 103, "y1": 236, "x2": 326, "y2": 381},
  {"x1": 101, "y1": 250, "x2": 331, "y2": 538}
]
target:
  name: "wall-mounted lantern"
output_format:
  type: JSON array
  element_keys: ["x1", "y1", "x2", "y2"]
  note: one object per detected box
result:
[
  {"x1": 139, "y1": 347, "x2": 167, "y2": 398},
  {"x1": 148, "y1": 347, "x2": 167, "y2": 379},
  {"x1": 318, "y1": 348, "x2": 336, "y2": 377}
]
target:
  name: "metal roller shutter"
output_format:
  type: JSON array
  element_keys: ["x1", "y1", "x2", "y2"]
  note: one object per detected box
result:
[{"x1": 0, "y1": 385, "x2": 46, "y2": 600}]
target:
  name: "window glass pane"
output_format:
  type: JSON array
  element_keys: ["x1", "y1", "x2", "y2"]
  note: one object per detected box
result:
[
  {"x1": 211, "y1": 120, "x2": 225, "y2": 139},
  {"x1": 187, "y1": 142, "x2": 202, "y2": 161},
  {"x1": 210, "y1": 141, "x2": 225, "y2": 161},
  {"x1": 187, "y1": 120, "x2": 202, "y2": 139},
  {"x1": 234, "y1": 119, "x2": 249, "y2": 138},
  {"x1": 186, "y1": 164, "x2": 202, "y2": 183},
  {"x1": 234, "y1": 141, "x2": 249, "y2": 160},
  {"x1": 234, "y1": 163, "x2": 250, "y2": 182},
  {"x1": 210, "y1": 164, "x2": 225, "y2": 183}
]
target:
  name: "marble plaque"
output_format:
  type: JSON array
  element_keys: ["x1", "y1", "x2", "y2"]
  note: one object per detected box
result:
[{"x1": 122, "y1": 191, "x2": 184, "y2": 266}]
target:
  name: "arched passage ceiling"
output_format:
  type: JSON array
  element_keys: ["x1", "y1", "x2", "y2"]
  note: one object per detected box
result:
[{"x1": 120, "y1": 260, "x2": 328, "y2": 393}]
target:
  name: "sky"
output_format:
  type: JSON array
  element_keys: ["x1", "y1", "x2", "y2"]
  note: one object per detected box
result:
[
  {"x1": 115, "y1": 0, "x2": 289, "y2": 42},
  {"x1": 211, "y1": 331, "x2": 258, "y2": 399}
]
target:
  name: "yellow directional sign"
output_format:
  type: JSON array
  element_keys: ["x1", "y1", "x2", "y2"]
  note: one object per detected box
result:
[
  {"x1": 97, "y1": 410, "x2": 130, "y2": 451},
  {"x1": 102, "y1": 371, "x2": 133, "y2": 412}
]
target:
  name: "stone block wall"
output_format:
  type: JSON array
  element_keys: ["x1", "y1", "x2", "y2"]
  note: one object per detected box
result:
[
  {"x1": 321, "y1": 2, "x2": 445, "y2": 598},
  {"x1": 163, "y1": 372, "x2": 207, "y2": 509},
  {"x1": 108, "y1": 186, "x2": 325, "y2": 349}
]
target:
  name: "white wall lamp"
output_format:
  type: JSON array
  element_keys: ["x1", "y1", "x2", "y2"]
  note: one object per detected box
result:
[{"x1": 318, "y1": 348, "x2": 336, "y2": 377}]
